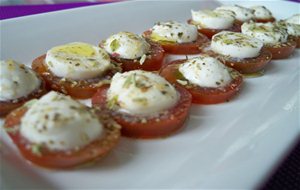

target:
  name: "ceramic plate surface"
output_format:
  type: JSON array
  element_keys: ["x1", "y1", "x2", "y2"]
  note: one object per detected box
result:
[{"x1": 1, "y1": 1, "x2": 299, "y2": 189}]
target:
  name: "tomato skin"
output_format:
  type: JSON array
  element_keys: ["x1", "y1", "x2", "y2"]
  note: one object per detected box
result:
[
  {"x1": 187, "y1": 19, "x2": 241, "y2": 39},
  {"x1": 291, "y1": 36, "x2": 300, "y2": 48},
  {"x1": 109, "y1": 40, "x2": 165, "y2": 71},
  {"x1": 160, "y1": 60, "x2": 243, "y2": 104},
  {"x1": 266, "y1": 40, "x2": 296, "y2": 59},
  {"x1": 0, "y1": 82, "x2": 47, "y2": 117},
  {"x1": 202, "y1": 46, "x2": 272, "y2": 74},
  {"x1": 143, "y1": 30, "x2": 209, "y2": 55},
  {"x1": 4, "y1": 106, "x2": 120, "y2": 169},
  {"x1": 92, "y1": 86, "x2": 192, "y2": 139},
  {"x1": 254, "y1": 17, "x2": 276, "y2": 23},
  {"x1": 32, "y1": 55, "x2": 121, "y2": 99}
]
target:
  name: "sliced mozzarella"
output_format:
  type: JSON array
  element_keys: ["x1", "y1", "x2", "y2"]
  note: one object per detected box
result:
[
  {"x1": 216, "y1": 5, "x2": 254, "y2": 22},
  {"x1": 103, "y1": 31, "x2": 150, "y2": 59},
  {"x1": 191, "y1": 9, "x2": 235, "y2": 29},
  {"x1": 251, "y1": 6, "x2": 273, "y2": 20},
  {"x1": 276, "y1": 21, "x2": 300, "y2": 37},
  {"x1": 45, "y1": 42, "x2": 111, "y2": 80},
  {"x1": 211, "y1": 31, "x2": 263, "y2": 59},
  {"x1": 285, "y1": 14, "x2": 300, "y2": 25},
  {"x1": 179, "y1": 55, "x2": 232, "y2": 88},
  {"x1": 20, "y1": 91, "x2": 103, "y2": 151},
  {"x1": 0, "y1": 60, "x2": 41, "y2": 101},
  {"x1": 107, "y1": 70, "x2": 178, "y2": 116},
  {"x1": 150, "y1": 21, "x2": 198, "y2": 43},
  {"x1": 241, "y1": 22, "x2": 288, "y2": 45}
]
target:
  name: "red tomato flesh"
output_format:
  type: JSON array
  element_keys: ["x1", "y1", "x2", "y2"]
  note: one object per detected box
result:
[
  {"x1": 202, "y1": 47, "x2": 272, "y2": 74},
  {"x1": 160, "y1": 60, "x2": 243, "y2": 104},
  {"x1": 266, "y1": 40, "x2": 296, "y2": 59},
  {"x1": 92, "y1": 85, "x2": 192, "y2": 139},
  {"x1": 0, "y1": 82, "x2": 47, "y2": 117},
  {"x1": 143, "y1": 30, "x2": 209, "y2": 55},
  {"x1": 187, "y1": 19, "x2": 241, "y2": 39},
  {"x1": 4, "y1": 106, "x2": 120, "y2": 169},
  {"x1": 254, "y1": 17, "x2": 276, "y2": 23}
]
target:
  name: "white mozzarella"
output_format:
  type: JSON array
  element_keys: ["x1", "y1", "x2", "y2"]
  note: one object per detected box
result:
[
  {"x1": 285, "y1": 14, "x2": 300, "y2": 25},
  {"x1": 276, "y1": 21, "x2": 300, "y2": 37},
  {"x1": 191, "y1": 9, "x2": 235, "y2": 29},
  {"x1": 45, "y1": 42, "x2": 111, "y2": 80},
  {"x1": 286, "y1": 23, "x2": 300, "y2": 36},
  {"x1": 107, "y1": 70, "x2": 178, "y2": 116},
  {"x1": 211, "y1": 31, "x2": 263, "y2": 59},
  {"x1": 216, "y1": 5, "x2": 254, "y2": 22},
  {"x1": 20, "y1": 91, "x2": 103, "y2": 151},
  {"x1": 179, "y1": 55, "x2": 232, "y2": 88},
  {"x1": 241, "y1": 22, "x2": 288, "y2": 45},
  {"x1": 103, "y1": 31, "x2": 150, "y2": 59},
  {"x1": 0, "y1": 60, "x2": 41, "y2": 101},
  {"x1": 150, "y1": 21, "x2": 198, "y2": 43},
  {"x1": 251, "y1": 6, "x2": 273, "y2": 20}
]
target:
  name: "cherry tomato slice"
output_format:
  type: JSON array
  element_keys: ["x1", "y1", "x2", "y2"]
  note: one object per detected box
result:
[
  {"x1": 91, "y1": 85, "x2": 192, "y2": 139},
  {"x1": 109, "y1": 40, "x2": 165, "y2": 71},
  {"x1": 254, "y1": 17, "x2": 276, "y2": 23},
  {"x1": 4, "y1": 106, "x2": 120, "y2": 169},
  {"x1": 265, "y1": 40, "x2": 296, "y2": 59},
  {"x1": 290, "y1": 36, "x2": 300, "y2": 48},
  {"x1": 143, "y1": 30, "x2": 209, "y2": 55},
  {"x1": 187, "y1": 19, "x2": 241, "y2": 39},
  {"x1": 160, "y1": 60, "x2": 243, "y2": 104},
  {"x1": 202, "y1": 46, "x2": 272, "y2": 74},
  {"x1": 32, "y1": 55, "x2": 121, "y2": 99},
  {"x1": 0, "y1": 82, "x2": 47, "y2": 117}
]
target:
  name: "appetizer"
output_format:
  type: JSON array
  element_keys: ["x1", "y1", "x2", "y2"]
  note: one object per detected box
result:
[
  {"x1": 4, "y1": 91, "x2": 120, "y2": 169},
  {"x1": 251, "y1": 6, "x2": 275, "y2": 23},
  {"x1": 32, "y1": 42, "x2": 121, "y2": 99},
  {"x1": 143, "y1": 21, "x2": 209, "y2": 54},
  {"x1": 216, "y1": 5, "x2": 254, "y2": 26},
  {"x1": 100, "y1": 31, "x2": 164, "y2": 71},
  {"x1": 204, "y1": 31, "x2": 272, "y2": 75},
  {"x1": 241, "y1": 22, "x2": 296, "y2": 59},
  {"x1": 160, "y1": 55, "x2": 243, "y2": 104},
  {"x1": 0, "y1": 60, "x2": 46, "y2": 116},
  {"x1": 92, "y1": 70, "x2": 192, "y2": 139},
  {"x1": 281, "y1": 14, "x2": 300, "y2": 48},
  {"x1": 188, "y1": 9, "x2": 240, "y2": 38}
]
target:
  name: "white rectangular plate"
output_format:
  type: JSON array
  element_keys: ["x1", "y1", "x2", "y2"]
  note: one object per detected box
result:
[{"x1": 1, "y1": 1, "x2": 299, "y2": 189}]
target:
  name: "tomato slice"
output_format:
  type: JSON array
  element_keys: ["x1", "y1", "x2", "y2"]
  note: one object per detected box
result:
[
  {"x1": 290, "y1": 36, "x2": 300, "y2": 48},
  {"x1": 109, "y1": 40, "x2": 165, "y2": 71},
  {"x1": 254, "y1": 17, "x2": 276, "y2": 23},
  {"x1": 32, "y1": 55, "x2": 121, "y2": 99},
  {"x1": 143, "y1": 30, "x2": 209, "y2": 55},
  {"x1": 91, "y1": 85, "x2": 192, "y2": 139},
  {"x1": 265, "y1": 40, "x2": 296, "y2": 59},
  {"x1": 0, "y1": 82, "x2": 47, "y2": 117},
  {"x1": 202, "y1": 46, "x2": 272, "y2": 74},
  {"x1": 160, "y1": 60, "x2": 243, "y2": 104},
  {"x1": 187, "y1": 19, "x2": 241, "y2": 39},
  {"x1": 4, "y1": 106, "x2": 120, "y2": 169}
]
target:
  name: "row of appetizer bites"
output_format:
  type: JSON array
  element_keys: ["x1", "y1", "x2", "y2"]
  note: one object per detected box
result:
[
  {"x1": 189, "y1": 5, "x2": 299, "y2": 51},
  {"x1": 2, "y1": 10, "x2": 298, "y2": 115},
  {"x1": 4, "y1": 70, "x2": 192, "y2": 168},
  {"x1": 189, "y1": 5, "x2": 275, "y2": 38},
  {"x1": 2, "y1": 4, "x2": 299, "y2": 169}
]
